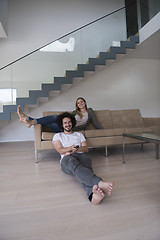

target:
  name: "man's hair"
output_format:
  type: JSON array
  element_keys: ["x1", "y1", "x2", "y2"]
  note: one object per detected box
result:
[{"x1": 57, "y1": 112, "x2": 76, "y2": 130}]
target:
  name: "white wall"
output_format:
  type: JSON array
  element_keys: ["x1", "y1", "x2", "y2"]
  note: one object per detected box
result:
[{"x1": 139, "y1": 12, "x2": 160, "y2": 43}]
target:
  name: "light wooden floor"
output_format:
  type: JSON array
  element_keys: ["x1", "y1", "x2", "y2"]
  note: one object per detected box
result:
[{"x1": 0, "y1": 141, "x2": 160, "y2": 240}]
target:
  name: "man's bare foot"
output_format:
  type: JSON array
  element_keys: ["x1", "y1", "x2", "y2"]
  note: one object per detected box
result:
[
  {"x1": 98, "y1": 181, "x2": 114, "y2": 196},
  {"x1": 91, "y1": 185, "x2": 105, "y2": 205},
  {"x1": 17, "y1": 105, "x2": 27, "y2": 122}
]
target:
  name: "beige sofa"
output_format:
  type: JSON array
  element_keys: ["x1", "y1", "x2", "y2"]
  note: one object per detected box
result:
[{"x1": 34, "y1": 109, "x2": 160, "y2": 163}]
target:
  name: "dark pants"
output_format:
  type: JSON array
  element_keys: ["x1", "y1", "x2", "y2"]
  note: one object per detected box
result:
[
  {"x1": 27, "y1": 114, "x2": 61, "y2": 132},
  {"x1": 61, "y1": 153, "x2": 102, "y2": 200}
]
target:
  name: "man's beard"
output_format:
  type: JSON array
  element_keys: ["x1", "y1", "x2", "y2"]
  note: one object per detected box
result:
[{"x1": 64, "y1": 127, "x2": 72, "y2": 132}]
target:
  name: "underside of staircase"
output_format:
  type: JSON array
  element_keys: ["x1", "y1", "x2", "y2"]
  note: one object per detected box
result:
[{"x1": 0, "y1": 35, "x2": 139, "y2": 121}]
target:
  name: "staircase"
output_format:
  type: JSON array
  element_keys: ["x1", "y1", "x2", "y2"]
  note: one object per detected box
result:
[{"x1": 0, "y1": 35, "x2": 139, "y2": 121}]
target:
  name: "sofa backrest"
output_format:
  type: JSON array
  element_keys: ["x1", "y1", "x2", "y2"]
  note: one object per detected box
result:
[
  {"x1": 110, "y1": 109, "x2": 145, "y2": 128},
  {"x1": 42, "y1": 109, "x2": 145, "y2": 131},
  {"x1": 43, "y1": 111, "x2": 63, "y2": 117},
  {"x1": 87, "y1": 110, "x2": 113, "y2": 129}
]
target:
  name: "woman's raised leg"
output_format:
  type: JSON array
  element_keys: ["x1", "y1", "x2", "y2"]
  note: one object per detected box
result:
[{"x1": 17, "y1": 105, "x2": 60, "y2": 132}]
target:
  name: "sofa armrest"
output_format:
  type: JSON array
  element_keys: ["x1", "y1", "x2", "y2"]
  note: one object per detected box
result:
[
  {"x1": 143, "y1": 117, "x2": 160, "y2": 127},
  {"x1": 34, "y1": 124, "x2": 42, "y2": 150}
]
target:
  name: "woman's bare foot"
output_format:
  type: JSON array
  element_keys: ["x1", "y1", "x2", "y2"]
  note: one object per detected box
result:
[
  {"x1": 17, "y1": 105, "x2": 27, "y2": 122},
  {"x1": 23, "y1": 119, "x2": 34, "y2": 128},
  {"x1": 98, "y1": 181, "x2": 114, "y2": 196},
  {"x1": 17, "y1": 105, "x2": 35, "y2": 128},
  {"x1": 91, "y1": 185, "x2": 105, "y2": 205}
]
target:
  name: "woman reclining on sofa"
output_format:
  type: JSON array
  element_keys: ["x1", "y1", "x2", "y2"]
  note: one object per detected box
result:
[{"x1": 17, "y1": 97, "x2": 102, "y2": 132}]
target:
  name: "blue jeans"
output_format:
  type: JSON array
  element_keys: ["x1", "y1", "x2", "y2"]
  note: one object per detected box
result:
[
  {"x1": 61, "y1": 152, "x2": 102, "y2": 201},
  {"x1": 27, "y1": 114, "x2": 61, "y2": 132}
]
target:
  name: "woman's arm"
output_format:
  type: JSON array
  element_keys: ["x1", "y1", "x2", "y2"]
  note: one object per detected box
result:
[
  {"x1": 71, "y1": 110, "x2": 77, "y2": 116},
  {"x1": 88, "y1": 108, "x2": 102, "y2": 129}
]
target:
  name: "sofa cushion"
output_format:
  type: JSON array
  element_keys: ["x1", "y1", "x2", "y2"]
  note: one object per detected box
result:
[
  {"x1": 85, "y1": 128, "x2": 124, "y2": 138},
  {"x1": 42, "y1": 132, "x2": 55, "y2": 140},
  {"x1": 149, "y1": 125, "x2": 160, "y2": 131},
  {"x1": 41, "y1": 141, "x2": 55, "y2": 150},
  {"x1": 42, "y1": 130, "x2": 85, "y2": 141},
  {"x1": 111, "y1": 109, "x2": 144, "y2": 128},
  {"x1": 86, "y1": 136, "x2": 123, "y2": 147},
  {"x1": 124, "y1": 127, "x2": 153, "y2": 133}
]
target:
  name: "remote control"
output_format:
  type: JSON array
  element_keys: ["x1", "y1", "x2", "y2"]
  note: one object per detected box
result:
[{"x1": 74, "y1": 145, "x2": 79, "y2": 149}]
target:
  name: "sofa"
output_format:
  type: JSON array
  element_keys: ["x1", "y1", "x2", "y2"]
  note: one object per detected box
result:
[{"x1": 34, "y1": 109, "x2": 160, "y2": 163}]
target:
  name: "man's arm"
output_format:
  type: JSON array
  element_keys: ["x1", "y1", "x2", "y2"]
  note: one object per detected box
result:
[
  {"x1": 53, "y1": 140, "x2": 88, "y2": 155},
  {"x1": 89, "y1": 108, "x2": 102, "y2": 129},
  {"x1": 53, "y1": 140, "x2": 73, "y2": 155},
  {"x1": 76, "y1": 141, "x2": 88, "y2": 153}
]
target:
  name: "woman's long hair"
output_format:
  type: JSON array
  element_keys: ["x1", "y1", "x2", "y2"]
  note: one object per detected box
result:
[{"x1": 75, "y1": 97, "x2": 87, "y2": 118}]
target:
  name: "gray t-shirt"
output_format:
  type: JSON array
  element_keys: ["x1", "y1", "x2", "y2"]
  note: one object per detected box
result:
[{"x1": 75, "y1": 112, "x2": 88, "y2": 127}]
